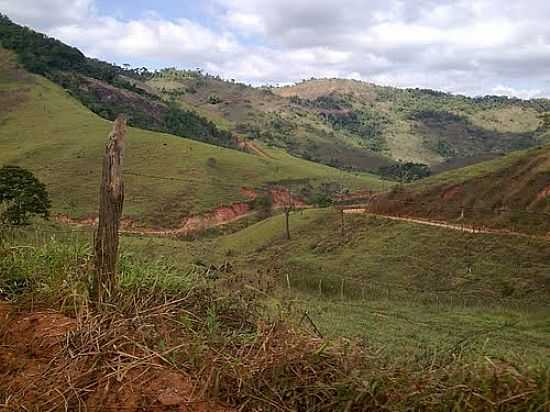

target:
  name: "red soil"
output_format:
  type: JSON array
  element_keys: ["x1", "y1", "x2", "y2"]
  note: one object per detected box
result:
[
  {"x1": 0, "y1": 303, "x2": 231, "y2": 411},
  {"x1": 269, "y1": 187, "x2": 306, "y2": 208},
  {"x1": 441, "y1": 185, "x2": 464, "y2": 201},
  {"x1": 537, "y1": 184, "x2": 550, "y2": 201},
  {"x1": 57, "y1": 186, "x2": 306, "y2": 236}
]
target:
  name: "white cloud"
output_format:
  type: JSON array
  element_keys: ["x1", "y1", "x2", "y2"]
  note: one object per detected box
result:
[
  {"x1": 2, "y1": 0, "x2": 550, "y2": 97},
  {"x1": 0, "y1": 0, "x2": 94, "y2": 28},
  {"x1": 491, "y1": 85, "x2": 543, "y2": 100},
  {"x1": 50, "y1": 17, "x2": 241, "y2": 65}
]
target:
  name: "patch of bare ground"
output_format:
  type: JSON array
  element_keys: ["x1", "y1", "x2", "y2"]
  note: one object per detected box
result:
[
  {"x1": 56, "y1": 187, "x2": 307, "y2": 236},
  {"x1": 0, "y1": 301, "x2": 232, "y2": 412}
]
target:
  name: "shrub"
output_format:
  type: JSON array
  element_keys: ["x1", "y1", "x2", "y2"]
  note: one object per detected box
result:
[
  {"x1": 208, "y1": 95, "x2": 222, "y2": 104},
  {"x1": 0, "y1": 165, "x2": 50, "y2": 225}
]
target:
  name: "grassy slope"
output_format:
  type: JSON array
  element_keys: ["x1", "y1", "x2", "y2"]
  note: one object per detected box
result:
[
  {"x1": 4, "y1": 221, "x2": 550, "y2": 410},
  {"x1": 371, "y1": 144, "x2": 550, "y2": 235},
  {"x1": 117, "y1": 208, "x2": 550, "y2": 365},
  {"x1": 10, "y1": 209, "x2": 549, "y2": 366},
  {"x1": 222, "y1": 210, "x2": 550, "y2": 365},
  {"x1": 147, "y1": 75, "x2": 394, "y2": 172},
  {"x1": 0, "y1": 50, "x2": 384, "y2": 227},
  {"x1": 149, "y1": 74, "x2": 549, "y2": 173}
]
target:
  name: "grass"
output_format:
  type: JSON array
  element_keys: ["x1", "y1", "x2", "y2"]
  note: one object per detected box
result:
[
  {"x1": 8, "y1": 206, "x2": 548, "y2": 368},
  {"x1": 273, "y1": 78, "x2": 547, "y2": 165},
  {"x1": 0, "y1": 50, "x2": 385, "y2": 227},
  {"x1": 216, "y1": 209, "x2": 550, "y2": 366},
  {"x1": 412, "y1": 145, "x2": 549, "y2": 189},
  {"x1": 370, "y1": 143, "x2": 550, "y2": 235},
  {"x1": 2, "y1": 215, "x2": 550, "y2": 410}
]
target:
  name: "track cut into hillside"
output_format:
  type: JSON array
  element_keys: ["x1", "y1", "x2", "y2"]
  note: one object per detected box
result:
[
  {"x1": 365, "y1": 145, "x2": 550, "y2": 236},
  {"x1": 56, "y1": 187, "x2": 308, "y2": 237},
  {"x1": 342, "y1": 208, "x2": 550, "y2": 240}
]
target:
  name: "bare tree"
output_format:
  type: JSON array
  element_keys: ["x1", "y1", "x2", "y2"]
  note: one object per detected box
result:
[{"x1": 281, "y1": 187, "x2": 295, "y2": 240}]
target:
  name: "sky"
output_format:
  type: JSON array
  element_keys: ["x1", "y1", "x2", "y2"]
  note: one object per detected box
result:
[{"x1": 1, "y1": 0, "x2": 550, "y2": 98}]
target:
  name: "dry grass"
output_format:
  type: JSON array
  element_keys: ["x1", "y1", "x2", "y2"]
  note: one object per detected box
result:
[{"x1": 1, "y1": 278, "x2": 549, "y2": 412}]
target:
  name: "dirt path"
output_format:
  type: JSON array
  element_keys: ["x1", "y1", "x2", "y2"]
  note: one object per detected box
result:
[
  {"x1": 56, "y1": 209, "x2": 257, "y2": 237},
  {"x1": 343, "y1": 208, "x2": 550, "y2": 241}
]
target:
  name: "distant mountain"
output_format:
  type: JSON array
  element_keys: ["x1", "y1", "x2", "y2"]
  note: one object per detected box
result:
[{"x1": 2, "y1": 14, "x2": 550, "y2": 177}]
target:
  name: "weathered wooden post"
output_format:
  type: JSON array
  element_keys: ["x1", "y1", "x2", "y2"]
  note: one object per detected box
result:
[
  {"x1": 93, "y1": 115, "x2": 126, "y2": 303},
  {"x1": 284, "y1": 207, "x2": 291, "y2": 240}
]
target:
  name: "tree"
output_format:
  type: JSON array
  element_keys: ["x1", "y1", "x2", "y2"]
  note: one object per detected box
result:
[
  {"x1": 281, "y1": 188, "x2": 295, "y2": 240},
  {"x1": 0, "y1": 165, "x2": 50, "y2": 225},
  {"x1": 378, "y1": 162, "x2": 431, "y2": 183},
  {"x1": 251, "y1": 194, "x2": 273, "y2": 219}
]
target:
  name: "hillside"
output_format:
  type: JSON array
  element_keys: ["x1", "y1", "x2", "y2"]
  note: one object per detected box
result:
[
  {"x1": 368, "y1": 144, "x2": 550, "y2": 235},
  {"x1": 148, "y1": 73, "x2": 550, "y2": 175},
  {"x1": 3, "y1": 215, "x2": 550, "y2": 410},
  {"x1": 0, "y1": 15, "x2": 239, "y2": 150},
  {"x1": 0, "y1": 48, "x2": 381, "y2": 228},
  {"x1": 2, "y1": 14, "x2": 549, "y2": 178}
]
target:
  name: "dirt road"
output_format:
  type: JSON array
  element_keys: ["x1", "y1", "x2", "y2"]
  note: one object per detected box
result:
[{"x1": 343, "y1": 208, "x2": 550, "y2": 240}]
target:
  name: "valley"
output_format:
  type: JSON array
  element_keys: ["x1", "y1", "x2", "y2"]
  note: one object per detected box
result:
[{"x1": 1, "y1": 12, "x2": 549, "y2": 412}]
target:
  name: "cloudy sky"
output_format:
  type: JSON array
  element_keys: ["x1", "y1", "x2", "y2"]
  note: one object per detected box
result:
[{"x1": 2, "y1": 0, "x2": 550, "y2": 98}]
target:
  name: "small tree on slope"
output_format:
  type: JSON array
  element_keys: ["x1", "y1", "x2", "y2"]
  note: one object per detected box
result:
[{"x1": 0, "y1": 165, "x2": 50, "y2": 225}]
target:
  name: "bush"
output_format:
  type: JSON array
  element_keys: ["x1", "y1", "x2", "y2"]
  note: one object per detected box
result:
[
  {"x1": 0, "y1": 165, "x2": 50, "y2": 225},
  {"x1": 251, "y1": 195, "x2": 273, "y2": 218},
  {"x1": 378, "y1": 162, "x2": 431, "y2": 183},
  {"x1": 208, "y1": 95, "x2": 222, "y2": 104}
]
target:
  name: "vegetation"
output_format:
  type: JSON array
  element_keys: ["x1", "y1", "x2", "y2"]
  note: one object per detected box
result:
[
  {"x1": 371, "y1": 144, "x2": 550, "y2": 235},
  {"x1": 1, "y1": 10, "x2": 549, "y2": 412},
  {"x1": 3, "y1": 14, "x2": 548, "y2": 176},
  {"x1": 1, "y1": 209, "x2": 549, "y2": 410},
  {"x1": 0, "y1": 51, "x2": 384, "y2": 228},
  {"x1": 378, "y1": 161, "x2": 432, "y2": 182},
  {"x1": 0, "y1": 165, "x2": 50, "y2": 225},
  {"x1": 0, "y1": 15, "x2": 240, "y2": 150}
]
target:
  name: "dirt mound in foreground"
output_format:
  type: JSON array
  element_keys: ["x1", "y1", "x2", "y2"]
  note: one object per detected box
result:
[{"x1": 0, "y1": 303, "x2": 231, "y2": 412}]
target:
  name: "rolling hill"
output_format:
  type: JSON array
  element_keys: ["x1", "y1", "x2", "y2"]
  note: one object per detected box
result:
[
  {"x1": 148, "y1": 73, "x2": 550, "y2": 174},
  {"x1": 0, "y1": 48, "x2": 381, "y2": 228},
  {"x1": 2, "y1": 14, "x2": 549, "y2": 179},
  {"x1": 368, "y1": 144, "x2": 550, "y2": 235}
]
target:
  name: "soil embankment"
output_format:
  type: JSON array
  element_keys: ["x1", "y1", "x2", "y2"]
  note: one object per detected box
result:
[
  {"x1": 57, "y1": 186, "x2": 306, "y2": 236},
  {"x1": 0, "y1": 302, "x2": 231, "y2": 411}
]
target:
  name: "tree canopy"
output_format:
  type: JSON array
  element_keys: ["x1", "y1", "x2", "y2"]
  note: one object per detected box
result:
[{"x1": 0, "y1": 165, "x2": 50, "y2": 225}]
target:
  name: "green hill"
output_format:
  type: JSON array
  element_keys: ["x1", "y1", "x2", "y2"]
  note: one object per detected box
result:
[
  {"x1": 114, "y1": 207, "x2": 550, "y2": 364},
  {"x1": 148, "y1": 73, "x2": 550, "y2": 174},
  {"x1": 369, "y1": 144, "x2": 550, "y2": 235},
  {"x1": 0, "y1": 48, "x2": 381, "y2": 227},
  {"x1": 2, "y1": 14, "x2": 549, "y2": 178}
]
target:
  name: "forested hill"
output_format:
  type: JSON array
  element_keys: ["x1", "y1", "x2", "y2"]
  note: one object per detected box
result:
[
  {"x1": 144, "y1": 72, "x2": 550, "y2": 177},
  {"x1": 0, "y1": 14, "x2": 238, "y2": 150}
]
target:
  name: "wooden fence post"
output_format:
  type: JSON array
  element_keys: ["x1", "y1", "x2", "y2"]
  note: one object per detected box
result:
[
  {"x1": 93, "y1": 115, "x2": 126, "y2": 303},
  {"x1": 284, "y1": 208, "x2": 291, "y2": 240},
  {"x1": 340, "y1": 208, "x2": 345, "y2": 236}
]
